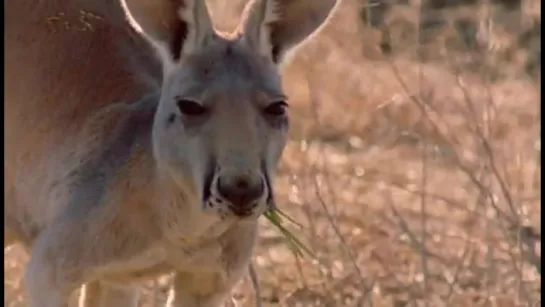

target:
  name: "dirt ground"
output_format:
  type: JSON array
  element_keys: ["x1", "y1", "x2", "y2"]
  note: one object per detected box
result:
[{"x1": 5, "y1": 0, "x2": 541, "y2": 306}]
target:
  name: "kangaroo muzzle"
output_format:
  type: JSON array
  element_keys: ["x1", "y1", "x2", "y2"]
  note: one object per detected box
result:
[{"x1": 215, "y1": 173, "x2": 265, "y2": 217}]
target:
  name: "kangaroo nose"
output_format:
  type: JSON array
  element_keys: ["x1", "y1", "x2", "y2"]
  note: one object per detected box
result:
[{"x1": 216, "y1": 175, "x2": 264, "y2": 215}]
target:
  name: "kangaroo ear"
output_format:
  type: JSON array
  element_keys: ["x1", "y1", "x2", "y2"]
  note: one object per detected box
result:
[
  {"x1": 239, "y1": 0, "x2": 339, "y2": 65},
  {"x1": 121, "y1": 0, "x2": 214, "y2": 67}
]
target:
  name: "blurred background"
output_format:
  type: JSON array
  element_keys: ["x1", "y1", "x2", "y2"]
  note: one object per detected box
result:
[{"x1": 5, "y1": 0, "x2": 541, "y2": 306}]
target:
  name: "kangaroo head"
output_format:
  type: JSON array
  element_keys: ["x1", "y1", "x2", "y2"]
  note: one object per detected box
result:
[{"x1": 121, "y1": 0, "x2": 338, "y2": 219}]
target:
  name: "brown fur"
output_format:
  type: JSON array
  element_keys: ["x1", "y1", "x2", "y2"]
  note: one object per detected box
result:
[{"x1": 4, "y1": 0, "x2": 339, "y2": 306}]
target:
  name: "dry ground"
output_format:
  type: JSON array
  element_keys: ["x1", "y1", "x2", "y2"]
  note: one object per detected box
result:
[{"x1": 5, "y1": 0, "x2": 541, "y2": 306}]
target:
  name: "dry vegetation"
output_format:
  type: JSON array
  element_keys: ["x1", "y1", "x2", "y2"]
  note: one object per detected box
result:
[{"x1": 5, "y1": 0, "x2": 541, "y2": 306}]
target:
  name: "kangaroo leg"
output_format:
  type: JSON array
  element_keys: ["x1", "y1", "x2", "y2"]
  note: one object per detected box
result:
[
  {"x1": 166, "y1": 271, "x2": 234, "y2": 307},
  {"x1": 100, "y1": 284, "x2": 139, "y2": 307},
  {"x1": 79, "y1": 282, "x2": 102, "y2": 307},
  {"x1": 24, "y1": 209, "x2": 151, "y2": 307},
  {"x1": 24, "y1": 229, "x2": 81, "y2": 307},
  {"x1": 247, "y1": 262, "x2": 262, "y2": 307},
  {"x1": 79, "y1": 281, "x2": 139, "y2": 307}
]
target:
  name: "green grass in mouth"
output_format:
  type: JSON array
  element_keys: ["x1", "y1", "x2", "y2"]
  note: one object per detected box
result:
[{"x1": 263, "y1": 208, "x2": 315, "y2": 259}]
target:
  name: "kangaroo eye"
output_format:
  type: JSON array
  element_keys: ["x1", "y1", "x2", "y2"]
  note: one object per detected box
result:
[
  {"x1": 176, "y1": 99, "x2": 208, "y2": 116},
  {"x1": 263, "y1": 101, "x2": 288, "y2": 116}
]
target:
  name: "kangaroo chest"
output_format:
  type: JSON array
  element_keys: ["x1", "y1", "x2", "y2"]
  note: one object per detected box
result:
[{"x1": 99, "y1": 235, "x2": 226, "y2": 286}]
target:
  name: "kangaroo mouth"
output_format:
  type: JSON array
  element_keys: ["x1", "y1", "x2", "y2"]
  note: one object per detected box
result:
[
  {"x1": 202, "y1": 163, "x2": 216, "y2": 204},
  {"x1": 261, "y1": 160, "x2": 275, "y2": 208}
]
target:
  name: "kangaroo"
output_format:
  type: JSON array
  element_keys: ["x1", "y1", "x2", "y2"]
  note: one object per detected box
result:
[{"x1": 4, "y1": 0, "x2": 339, "y2": 306}]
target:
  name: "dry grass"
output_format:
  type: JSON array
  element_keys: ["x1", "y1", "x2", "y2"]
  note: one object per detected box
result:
[{"x1": 5, "y1": 0, "x2": 541, "y2": 306}]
